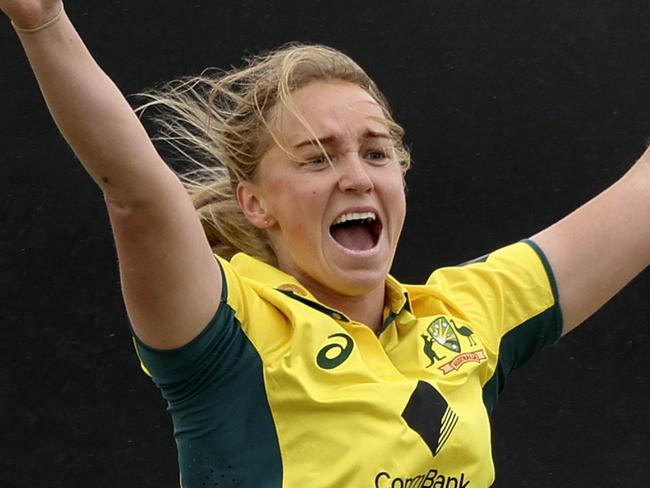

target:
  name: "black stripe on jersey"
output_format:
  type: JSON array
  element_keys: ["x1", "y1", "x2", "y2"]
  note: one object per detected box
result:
[{"x1": 436, "y1": 408, "x2": 459, "y2": 454}]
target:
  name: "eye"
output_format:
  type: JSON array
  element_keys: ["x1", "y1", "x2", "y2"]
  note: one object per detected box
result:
[
  {"x1": 367, "y1": 150, "x2": 386, "y2": 160},
  {"x1": 298, "y1": 153, "x2": 332, "y2": 169},
  {"x1": 364, "y1": 148, "x2": 391, "y2": 165},
  {"x1": 309, "y1": 154, "x2": 330, "y2": 165}
]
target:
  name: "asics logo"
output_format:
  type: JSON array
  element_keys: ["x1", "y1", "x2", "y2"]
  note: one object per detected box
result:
[{"x1": 316, "y1": 333, "x2": 354, "y2": 369}]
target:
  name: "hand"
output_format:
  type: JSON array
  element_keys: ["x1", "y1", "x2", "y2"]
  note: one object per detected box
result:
[{"x1": 1, "y1": 0, "x2": 62, "y2": 30}]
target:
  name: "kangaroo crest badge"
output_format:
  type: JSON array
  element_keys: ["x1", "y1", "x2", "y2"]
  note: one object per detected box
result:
[{"x1": 421, "y1": 316, "x2": 485, "y2": 373}]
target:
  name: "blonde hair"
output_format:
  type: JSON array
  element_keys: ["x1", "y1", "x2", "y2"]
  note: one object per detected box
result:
[{"x1": 137, "y1": 43, "x2": 411, "y2": 265}]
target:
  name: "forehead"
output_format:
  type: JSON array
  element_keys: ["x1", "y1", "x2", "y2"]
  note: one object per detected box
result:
[{"x1": 273, "y1": 81, "x2": 389, "y2": 144}]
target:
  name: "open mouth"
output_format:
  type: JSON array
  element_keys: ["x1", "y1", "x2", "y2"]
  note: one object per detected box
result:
[{"x1": 329, "y1": 211, "x2": 382, "y2": 252}]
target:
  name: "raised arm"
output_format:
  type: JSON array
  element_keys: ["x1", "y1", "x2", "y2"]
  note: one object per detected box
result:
[
  {"x1": 4, "y1": 0, "x2": 221, "y2": 348},
  {"x1": 531, "y1": 149, "x2": 650, "y2": 335}
]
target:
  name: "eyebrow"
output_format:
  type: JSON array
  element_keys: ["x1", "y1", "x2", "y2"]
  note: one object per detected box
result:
[{"x1": 292, "y1": 130, "x2": 392, "y2": 150}]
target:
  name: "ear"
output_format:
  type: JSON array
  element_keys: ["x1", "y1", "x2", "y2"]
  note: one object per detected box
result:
[{"x1": 236, "y1": 180, "x2": 274, "y2": 229}]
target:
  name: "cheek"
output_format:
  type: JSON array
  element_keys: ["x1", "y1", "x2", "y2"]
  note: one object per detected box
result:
[
  {"x1": 384, "y1": 175, "x2": 407, "y2": 230},
  {"x1": 266, "y1": 176, "x2": 327, "y2": 226},
  {"x1": 384, "y1": 171, "x2": 407, "y2": 202}
]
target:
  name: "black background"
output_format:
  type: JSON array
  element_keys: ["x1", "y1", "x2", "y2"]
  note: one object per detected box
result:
[{"x1": 2, "y1": 1, "x2": 649, "y2": 486}]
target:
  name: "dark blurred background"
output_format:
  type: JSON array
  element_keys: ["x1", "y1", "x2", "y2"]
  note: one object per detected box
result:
[{"x1": 1, "y1": 1, "x2": 649, "y2": 486}]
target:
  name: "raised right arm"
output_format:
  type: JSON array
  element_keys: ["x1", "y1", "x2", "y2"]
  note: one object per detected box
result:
[{"x1": 5, "y1": 0, "x2": 222, "y2": 349}]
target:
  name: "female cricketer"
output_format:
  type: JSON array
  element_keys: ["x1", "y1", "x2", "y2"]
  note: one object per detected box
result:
[{"x1": 3, "y1": 1, "x2": 649, "y2": 486}]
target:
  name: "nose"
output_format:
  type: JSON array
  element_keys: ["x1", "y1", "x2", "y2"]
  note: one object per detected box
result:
[{"x1": 336, "y1": 153, "x2": 374, "y2": 194}]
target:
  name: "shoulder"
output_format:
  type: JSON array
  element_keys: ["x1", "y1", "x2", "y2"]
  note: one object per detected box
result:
[{"x1": 406, "y1": 241, "x2": 563, "y2": 343}]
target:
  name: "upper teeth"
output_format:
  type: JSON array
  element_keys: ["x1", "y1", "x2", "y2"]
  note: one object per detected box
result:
[{"x1": 334, "y1": 212, "x2": 377, "y2": 225}]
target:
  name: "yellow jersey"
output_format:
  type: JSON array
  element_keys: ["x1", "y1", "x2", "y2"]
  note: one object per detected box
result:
[{"x1": 134, "y1": 240, "x2": 562, "y2": 487}]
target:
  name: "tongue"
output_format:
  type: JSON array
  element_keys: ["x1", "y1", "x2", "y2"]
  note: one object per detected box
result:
[{"x1": 330, "y1": 224, "x2": 375, "y2": 251}]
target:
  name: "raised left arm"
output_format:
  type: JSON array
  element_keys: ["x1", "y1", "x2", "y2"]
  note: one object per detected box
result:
[{"x1": 531, "y1": 148, "x2": 650, "y2": 335}]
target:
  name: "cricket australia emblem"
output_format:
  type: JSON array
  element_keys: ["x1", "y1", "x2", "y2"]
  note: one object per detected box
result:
[{"x1": 421, "y1": 316, "x2": 487, "y2": 374}]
